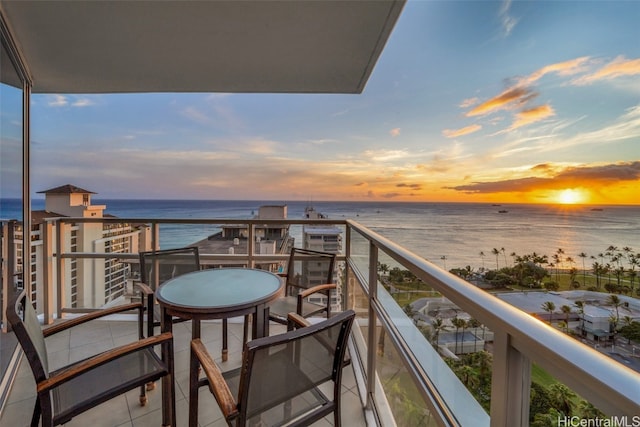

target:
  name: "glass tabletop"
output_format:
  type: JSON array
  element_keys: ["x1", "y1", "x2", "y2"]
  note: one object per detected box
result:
[{"x1": 156, "y1": 268, "x2": 282, "y2": 309}]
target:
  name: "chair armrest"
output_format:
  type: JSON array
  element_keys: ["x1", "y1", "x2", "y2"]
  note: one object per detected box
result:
[
  {"x1": 37, "y1": 332, "x2": 173, "y2": 393},
  {"x1": 191, "y1": 339, "x2": 239, "y2": 420},
  {"x1": 298, "y1": 283, "x2": 336, "y2": 299},
  {"x1": 135, "y1": 282, "x2": 154, "y2": 296},
  {"x1": 136, "y1": 282, "x2": 156, "y2": 338},
  {"x1": 42, "y1": 302, "x2": 144, "y2": 337},
  {"x1": 287, "y1": 312, "x2": 311, "y2": 330}
]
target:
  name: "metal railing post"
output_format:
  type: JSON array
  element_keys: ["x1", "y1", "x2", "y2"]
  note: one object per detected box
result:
[
  {"x1": 56, "y1": 219, "x2": 64, "y2": 318},
  {"x1": 490, "y1": 331, "x2": 531, "y2": 426},
  {"x1": 366, "y1": 242, "x2": 378, "y2": 410},
  {"x1": 42, "y1": 220, "x2": 54, "y2": 324},
  {"x1": 248, "y1": 223, "x2": 255, "y2": 268}
]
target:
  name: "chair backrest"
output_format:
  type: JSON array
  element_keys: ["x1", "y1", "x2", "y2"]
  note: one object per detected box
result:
[
  {"x1": 238, "y1": 309, "x2": 355, "y2": 426},
  {"x1": 6, "y1": 291, "x2": 49, "y2": 382},
  {"x1": 285, "y1": 248, "x2": 336, "y2": 296},
  {"x1": 139, "y1": 246, "x2": 200, "y2": 290}
]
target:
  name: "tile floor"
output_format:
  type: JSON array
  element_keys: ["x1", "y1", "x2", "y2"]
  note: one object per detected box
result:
[{"x1": 1, "y1": 317, "x2": 367, "y2": 427}]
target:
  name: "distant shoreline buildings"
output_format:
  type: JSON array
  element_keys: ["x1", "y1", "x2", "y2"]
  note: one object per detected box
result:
[{"x1": 1, "y1": 186, "x2": 344, "y2": 318}]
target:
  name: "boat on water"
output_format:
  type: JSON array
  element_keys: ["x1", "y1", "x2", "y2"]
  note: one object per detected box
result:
[{"x1": 498, "y1": 210, "x2": 508, "y2": 213}]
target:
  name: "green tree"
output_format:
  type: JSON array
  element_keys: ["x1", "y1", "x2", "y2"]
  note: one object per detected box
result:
[
  {"x1": 574, "y1": 301, "x2": 586, "y2": 336},
  {"x1": 451, "y1": 316, "x2": 467, "y2": 354},
  {"x1": 548, "y1": 383, "x2": 576, "y2": 416},
  {"x1": 578, "y1": 400, "x2": 605, "y2": 419},
  {"x1": 491, "y1": 248, "x2": 500, "y2": 270},
  {"x1": 578, "y1": 252, "x2": 588, "y2": 286},
  {"x1": 541, "y1": 301, "x2": 556, "y2": 324},
  {"x1": 560, "y1": 305, "x2": 572, "y2": 333},
  {"x1": 431, "y1": 317, "x2": 446, "y2": 348}
]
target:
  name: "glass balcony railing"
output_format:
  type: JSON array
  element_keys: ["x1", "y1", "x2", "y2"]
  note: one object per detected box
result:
[{"x1": 2, "y1": 216, "x2": 638, "y2": 426}]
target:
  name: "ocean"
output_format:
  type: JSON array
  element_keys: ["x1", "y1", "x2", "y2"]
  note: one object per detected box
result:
[{"x1": 1, "y1": 198, "x2": 639, "y2": 270}]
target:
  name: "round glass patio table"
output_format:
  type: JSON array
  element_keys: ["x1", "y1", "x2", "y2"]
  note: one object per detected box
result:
[{"x1": 156, "y1": 267, "x2": 283, "y2": 340}]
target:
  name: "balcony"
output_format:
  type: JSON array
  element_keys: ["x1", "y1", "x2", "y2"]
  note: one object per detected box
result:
[{"x1": 1, "y1": 217, "x2": 638, "y2": 426}]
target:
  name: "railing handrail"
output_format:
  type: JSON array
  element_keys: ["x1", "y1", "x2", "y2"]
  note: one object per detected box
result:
[{"x1": 347, "y1": 219, "x2": 640, "y2": 418}]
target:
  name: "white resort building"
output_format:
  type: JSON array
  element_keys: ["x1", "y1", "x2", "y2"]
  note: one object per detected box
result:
[{"x1": 5, "y1": 185, "x2": 151, "y2": 315}]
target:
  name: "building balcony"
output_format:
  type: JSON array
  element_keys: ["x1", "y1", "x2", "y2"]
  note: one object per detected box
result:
[{"x1": 1, "y1": 217, "x2": 639, "y2": 426}]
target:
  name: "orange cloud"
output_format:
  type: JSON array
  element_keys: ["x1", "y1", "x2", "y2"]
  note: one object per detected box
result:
[
  {"x1": 466, "y1": 86, "x2": 532, "y2": 117},
  {"x1": 390, "y1": 128, "x2": 401, "y2": 137},
  {"x1": 572, "y1": 56, "x2": 640, "y2": 85},
  {"x1": 524, "y1": 57, "x2": 591, "y2": 85},
  {"x1": 445, "y1": 161, "x2": 640, "y2": 194},
  {"x1": 510, "y1": 104, "x2": 555, "y2": 129},
  {"x1": 442, "y1": 124, "x2": 482, "y2": 138}
]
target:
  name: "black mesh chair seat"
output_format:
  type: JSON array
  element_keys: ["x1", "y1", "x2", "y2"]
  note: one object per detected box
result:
[
  {"x1": 268, "y1": 296, "x2": 329, "y2": 323},
  {"x1": 51, "y1": 349, "x2": 168, "y2": 423},
  {"x1": 6, "y1": 290, "x2": 176, "y2": 427},
  {"x1": 191, "y1": 309, "x2": 355, "y2": 427}
]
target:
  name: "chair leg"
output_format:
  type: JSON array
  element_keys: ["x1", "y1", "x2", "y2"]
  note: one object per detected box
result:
[
  {"x1": 31, "y1": 400, "x2": 41, "y2": 427},
  {"x1": 222, "y1": 318, "x2": 228, "y2": 362},
  {"x1": 243, "y1": 314, "x2": 251, "y2": 344},
  {"x1": 139, "y1": 387, "x2": 148, "y2": 406}
]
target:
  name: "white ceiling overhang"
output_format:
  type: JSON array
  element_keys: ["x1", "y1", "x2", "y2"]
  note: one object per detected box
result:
[{"x1": 0, "y1": 0, "x2": 405, "y2": 94}]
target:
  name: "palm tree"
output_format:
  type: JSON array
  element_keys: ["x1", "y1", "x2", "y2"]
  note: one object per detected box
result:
[
  {"x1": 451, "y1": 316, "x2": 466, "y2": 354},
  {"x1": 592, "y1": 262, "x2": 603, "y2": 289},
  {"x1": 541, "y1": 301, "x2": 556, "y2": 324},
  {"x1": 467, "y1": 318, "x2": 481, "y2": 352},
  {"x1": 622, "y1": 316, "x2": 634, "y2": 344},
  {"x1": 578, "y1": 252, "x2": 588, "y2": 286},
  {"x1": 548, "y1": 383, "x2": 576, "y2": 416},
  {"x1": 431, "y1": 317, "x2": 446, "y2": 348},
  {"x1": 501, "y1": 247, "x2": 508, "y2": 267},
  {"x1": 491, "y1": 248, "x2": 500, "y2": 270},
  {"x1": 560, "y1": 305, "x2": 572, "y2": 333},
  {"x1": 578, "y1": 400, "x2": 605, "y2": 419},
  {"x1": 574, "y1": 300, "x2": 585, "y2": 336},
  {"x1": 607, "y1": 294, "x2": 622, "y2": 323},
  {"x1": 472, "y1": 350, "x2": 492, "y2": 386},
  {"x1": 479, "y1": 251, "x2": 486, "y2": 271},
  {"x1": 440, "y1": 255, "x2": 447, "y2": 270},
  {"x1": 456, "y1": 365, "x2": 479, "y2": 389}
]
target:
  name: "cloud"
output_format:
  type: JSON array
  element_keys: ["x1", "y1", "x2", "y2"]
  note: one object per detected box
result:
[
  {"x1": 459, "y1": 98, "x2": 479, "y2": 108},
  {"x1": 446, "y1": 161, "x2": 640, "y2": 194},
  {"x1": 390, "y1": 128, "x2": 401, "y2": 137},
  {"x1": 509, "y1": 104, "x2": 555, "y2": 130},
  {"x1": 46, "y1": 95, "x2": 97, "y2": 108},
  {"x1": 572, "y1": 56, "x2": 640, "y2": 85},
  {"x1": 442, "y1": 124, "x2": 482, "y2": 138},
  {"x1": 396, "y1": 183, "x2": 422, "y2": 189},
  {"x1": 48, "y1": 95, "x2": 68, "y2": 107},
  {"x1": 72, "y1": 98, "x2": 95, "y2": 107},
  {"x1": 363, "y1": 149, "x2": 409, "y2": 162},
  {"x1": 466, "y1": 86, "x2": 534, "y2": 117},
  {"x1": 498, "y1": 0, "x2": 518, "y2": 37},
  {"x1": 181, "y1": 106, "x2": 211, "y2": 124},
  {"x1": 524, "y1": 57, "x2": 591, "y2": 86}
]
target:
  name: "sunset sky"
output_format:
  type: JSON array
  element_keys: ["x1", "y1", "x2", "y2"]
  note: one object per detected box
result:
[{"x1": 27, "y1": 0, "x2": 640, "y2": 204}]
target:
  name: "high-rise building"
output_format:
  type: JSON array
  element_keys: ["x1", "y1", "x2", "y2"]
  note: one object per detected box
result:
[
  {"x1": 14, "y1": 185, "x2": 151, "y2": 312},
  {"x1": 302, "y1": 205, "x2": 343, "y2": 312}
]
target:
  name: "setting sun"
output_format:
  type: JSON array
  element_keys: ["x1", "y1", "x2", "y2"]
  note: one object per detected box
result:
[{"x1": 557, "y1": 189, "x2": 584, "y2": 204}]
